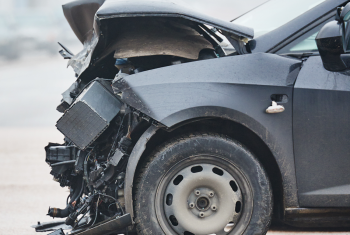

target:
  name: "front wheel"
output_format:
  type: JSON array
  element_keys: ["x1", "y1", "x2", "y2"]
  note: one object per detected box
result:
[{"x1": 134, "y1": 133, "x2": 272, "y2": 235}]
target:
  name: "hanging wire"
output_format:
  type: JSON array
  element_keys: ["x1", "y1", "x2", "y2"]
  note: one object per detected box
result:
[
  {"x1": 73, "y1": 206, "x2": 90, "y2": 229},
  {"x1": 91, "y1": 195, "x2": 100, "y2": 227},
  {"x1": 97, "y1": 193, "x2": 128, "y2": 234},
  {"x1": 66, "y1": 195, "x2": 71, "y2": 206},
  {"x1": 97, "y1": 193, "x2": 124, "y2": 215},
  {"x1": 107, "y1": 112, "x2": 127, "y2": 158}
]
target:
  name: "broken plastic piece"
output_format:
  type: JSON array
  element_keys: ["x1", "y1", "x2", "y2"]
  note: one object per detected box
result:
[
  {"x1": 48, "y1": 228, "x2": 65, "y2": 235},
  {"x1": 58, "y1": 42, "x2": 74, "y2": 59}
]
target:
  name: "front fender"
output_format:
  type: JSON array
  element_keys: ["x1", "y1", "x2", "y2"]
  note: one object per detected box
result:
[
  {"x1": 119, "y1": 53, "x2": 302, "y2": 217},
  {"x1": 114, "y1": 53, "x2": 300, "y2": 126}
]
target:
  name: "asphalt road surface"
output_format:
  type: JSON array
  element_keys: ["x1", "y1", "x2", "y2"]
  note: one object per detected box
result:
[{"x1": 0, "y1": 55, "x2": 349, "y2": 235}]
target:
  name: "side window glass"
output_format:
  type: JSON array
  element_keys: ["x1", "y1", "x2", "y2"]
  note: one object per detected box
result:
[
  {"x1": 288, "y1": 32, "x2": 318, "y2": 52},
  {"x1": 277, "y1": 18, "x2": 333, "y2": 54},
  {"x1": 345, "y1": 22, "x2": 350, "y2": 52}
]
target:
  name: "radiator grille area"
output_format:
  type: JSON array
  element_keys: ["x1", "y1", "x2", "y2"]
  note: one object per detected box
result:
[{"x1": 56, "y1": 101, "x2": 108, "y2": 150}]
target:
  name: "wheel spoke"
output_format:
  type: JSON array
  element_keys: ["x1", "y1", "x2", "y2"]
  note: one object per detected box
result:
[{"x1": 216, "y1": 228, "x2": 230, "y2": 235}]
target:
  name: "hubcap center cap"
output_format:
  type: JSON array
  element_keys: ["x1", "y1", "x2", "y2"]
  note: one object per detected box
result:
[{"x1": 196, "y1": 196, "x2": 210, "y2": 210}]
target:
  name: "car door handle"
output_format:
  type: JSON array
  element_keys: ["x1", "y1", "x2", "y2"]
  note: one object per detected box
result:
[{"x1": 266, "y1": 101, "x2": 285, "y2": 114}]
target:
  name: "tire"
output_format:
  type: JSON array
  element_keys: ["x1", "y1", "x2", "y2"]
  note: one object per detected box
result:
[{"x1": 134, "y1": 133, "x2": 272, "y2": 235}]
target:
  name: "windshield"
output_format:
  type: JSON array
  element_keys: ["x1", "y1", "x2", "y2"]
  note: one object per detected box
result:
[{"x1": 232, "y1": 0, "x2": 326, "y2": 38}]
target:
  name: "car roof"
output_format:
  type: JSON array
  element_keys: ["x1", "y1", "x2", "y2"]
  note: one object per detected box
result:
[{"x1": 251, "y1": 0, "x2": 347, "y2": 53}]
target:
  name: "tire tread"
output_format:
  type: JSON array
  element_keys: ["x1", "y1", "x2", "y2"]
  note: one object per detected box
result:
[{"x1": 133, "y1": 132, "x2": 272, "y2": 235}]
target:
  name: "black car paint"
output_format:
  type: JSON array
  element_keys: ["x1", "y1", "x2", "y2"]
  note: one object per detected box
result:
[
  {"x1": 114, "y1": 53, "x2": 300, "y2": 125},
  {"x1": 316, "y1": 20, "x2": 348, "y2": 71},
  {"x1": 114, "y1": 53, "x2": 302, "y2": 211},
  {"x1": 112, "y1": 0, "x2": 350, "y2": 224},
  {"x1": 54, "y1": 0, "x2": 350, "y2": 228},
  {"x1": 293, "y1": 56, "x2": 350, "y2": 207}
]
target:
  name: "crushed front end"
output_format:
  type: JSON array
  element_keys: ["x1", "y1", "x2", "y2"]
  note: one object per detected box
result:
[
  {"x1": 34, "y1": 77, "x2": 166, "y2": 234},
  {"x1": 33, "y1": 1, "x2": 254, "y2": 234},
  {"x1": 35, "y1": 79, "x2": 133, "y2": 233}
]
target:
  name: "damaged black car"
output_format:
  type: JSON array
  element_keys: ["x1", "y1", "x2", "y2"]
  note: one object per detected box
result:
[{"x1": 33, "y1": 0, "x2": 350, "y2": 234}]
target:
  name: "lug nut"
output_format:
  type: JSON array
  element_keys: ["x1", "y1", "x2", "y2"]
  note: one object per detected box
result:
[
  {"x1": 211, "y1": 205, "x2": 217, "y2": 211},
  {"x1": 199, "y1": 212, "x2": 205, "y2": 218},
  {"x1": 209, "y1": 191, "x2": 215, "y2": 197},
  {"x1": 189, "y1": 203, "x2": 195, "y2": 208},
  {"x1": 195, "y1": 190, "x2": 200, "y2": 196}
]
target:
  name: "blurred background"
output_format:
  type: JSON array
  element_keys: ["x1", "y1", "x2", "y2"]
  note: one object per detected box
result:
[{"x1": 0, "y1": 0, "x2": 348, "y2": 234}]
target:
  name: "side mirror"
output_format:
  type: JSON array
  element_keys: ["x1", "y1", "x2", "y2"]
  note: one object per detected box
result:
[{"x1": 316, "y1": 3, "x2": 350, "y2": 71}]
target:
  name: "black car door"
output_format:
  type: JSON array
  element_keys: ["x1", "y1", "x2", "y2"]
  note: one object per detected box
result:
[{"x1": 293, "y1": 55, "x2": 350, "y2": 207}]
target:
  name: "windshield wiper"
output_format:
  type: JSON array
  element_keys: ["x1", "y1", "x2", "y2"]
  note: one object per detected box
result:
[{"x1": 280, "y1": 52, "x2": 319, "y2": 59}]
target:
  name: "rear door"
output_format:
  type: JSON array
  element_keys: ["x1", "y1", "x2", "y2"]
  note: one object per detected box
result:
[{"x1": 293, "y1": 56, "x2": 350, "y2": 207}]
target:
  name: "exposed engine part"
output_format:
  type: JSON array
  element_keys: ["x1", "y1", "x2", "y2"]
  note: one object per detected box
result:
[
  {"x1": 47, "y1": 176, "x2": 85, "y2": 218},
  {"x1": 45, "y1": 144, "x2": 81, "y2": 187},
  {"x1": 65, "y1": 194, "x2": 94, "y2": 226},
  {"x1": 51, "y1": 161, "x2": 76, "y2": 187},
  {"x1": 45, "y1": 144, "x2": 78, "y2": 163},
  {"x1": 92, "y1": 166, "x2": 115, "y2": 189},
  {"x1": 114, "y1": 172, "x2": 126, "y2": 208},
  {"x1": 56, "y1": 80, "x2": 122, "y2": 150},
  {"x1": 112, "y1": 18, "x2": 214, "y2": 60},
  {"x1": 114, "y1": 58, "x2": 134, "y2": 74},
  {"x1": 109, "y1": 149, "x2": 124, "y2": 167},
  {"x1": 89, "y1": 167, "x2": 104, "y2": 183},
  {"x1": 43, "y1": 76, "x2": 151, "y2": 235},
  {"x1": 117, "y1": 136, "x2": 132, "y2": 154},
  {"x1": 75, "y1": 150, "x2": 87, "y2": 174},
  {"x1": 45, "y1": 106, "x2": 137, "y2": 229}
]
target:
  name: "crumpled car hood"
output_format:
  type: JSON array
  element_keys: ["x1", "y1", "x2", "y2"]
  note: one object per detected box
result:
[
  {"x1": 65, "y1": 0, "x2": 254, "y2": 78},
  {"x1": 97, "y1": 1, "x2": 254, "y2": 39},
  {"x1": 63, "y1": 0, "x2": 105, "y2": 44}
]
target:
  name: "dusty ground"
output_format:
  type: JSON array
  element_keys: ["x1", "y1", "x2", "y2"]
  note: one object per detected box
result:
[
  {"x1": 0, "y1": 56, "x2": 349, "y2": 235},
  {"x1": 0, "y1": 128, "x2": 67, "y2": 235}
]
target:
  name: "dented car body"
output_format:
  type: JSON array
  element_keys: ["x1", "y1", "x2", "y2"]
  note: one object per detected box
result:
[{"x1": 34, "y1": 0, "x2": 350, "y2": 235}]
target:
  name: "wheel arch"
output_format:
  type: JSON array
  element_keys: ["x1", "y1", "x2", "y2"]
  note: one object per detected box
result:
[{"x1": 125, "y1": 117, "x2": 285, "y2": 221}]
